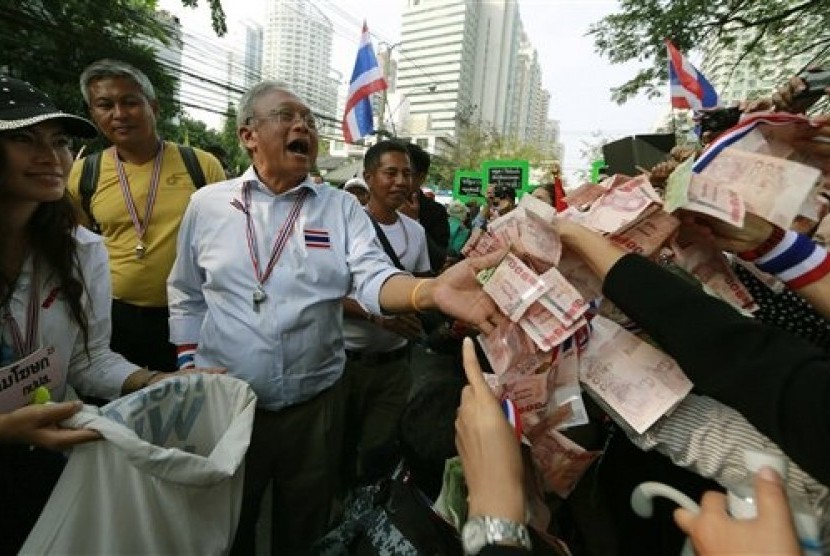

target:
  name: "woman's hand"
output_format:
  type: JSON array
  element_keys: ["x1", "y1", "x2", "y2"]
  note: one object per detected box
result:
[{"x1": 0, "y1": 401, "x2": 100, "y2": 450}]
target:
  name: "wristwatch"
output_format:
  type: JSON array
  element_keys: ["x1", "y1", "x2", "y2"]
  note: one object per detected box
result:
[{"x1": 461, "y1": 515, "x2": 532, "y2": 554}]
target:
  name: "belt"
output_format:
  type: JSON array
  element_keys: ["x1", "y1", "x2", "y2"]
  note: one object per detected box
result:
[
  {"x1": 112, "y1": 299, "x2": 169, "y2": 316},
  {"x1": 345, "y1": 345, "x2": 409, "y2": 366}
]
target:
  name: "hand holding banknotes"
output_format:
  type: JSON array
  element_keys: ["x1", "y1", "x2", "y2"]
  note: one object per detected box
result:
[
  {"x1": 674, "y1": 467, "x2": 800, "y2": 556},
  {"x1": 430, "y1": 250, "x2": 510, "y2": 335},
  {"x1": 456, "y1": 337, "x2": 525, "y2": 524},
  {"x1": 677, "y1": 210, "x2": 775, "y2": 255}
]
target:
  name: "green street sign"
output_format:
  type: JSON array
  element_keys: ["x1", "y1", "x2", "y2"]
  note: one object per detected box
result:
[
  {"x1": 453, "y1": 170, "x2": 485, "y2": 203},
  {"x1": 590, "y1": 159, "x2": 607, "y2": 183},
  {"x1": 481, "y1": 159, "x2": 530, "y2": 194}
]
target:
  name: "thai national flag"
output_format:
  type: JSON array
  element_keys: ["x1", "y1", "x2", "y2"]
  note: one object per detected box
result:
[
  {"x1": 304, "y1": 228, "x2": 331, "y2": 249},
  {"x1": 665, "y1": 39, "x2": 719, "y2": 111},
  {"x1": 342, "y1": 22, "x2": 387, "y2": 144}
]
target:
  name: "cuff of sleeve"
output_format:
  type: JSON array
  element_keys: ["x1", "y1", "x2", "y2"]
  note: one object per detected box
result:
[
  {"x1": 168, "y1": 316, "x2": 203, "y2": 346},
  {"x1": 737, "y1": 225, "x2": 786, "y2": 262}
]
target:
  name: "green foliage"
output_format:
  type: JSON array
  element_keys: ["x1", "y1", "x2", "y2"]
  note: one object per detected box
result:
[
  {"x1": 0, "y1": 1, "x2": 228, "y2": 154},
  {"x1": 454, "y1": 122, "x2": 548, "y2": 171},
  {"x1": 428, "y1": 122, "x2": 551, "y2": 188},
  {"x1": 589, "y1": 0, "x2": 830, "y2": 104},
  {"x1": 0, "y1": 1, "x2": 179, "y2": 145},
  {"x1": 180, "y1": 0, "x2": 227, "y2": 36},
  {"x1": 574, "y1": 131, "x2": 613, "y2": 182},
  {"x1": 219, "y1": 104, "x2": 249, "y2": 176}
]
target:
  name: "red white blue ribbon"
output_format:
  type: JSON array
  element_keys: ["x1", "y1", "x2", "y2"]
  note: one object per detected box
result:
[
  {"x1": 501, "y1": 398, "x2": 523, "y2": 440},
  {"x1": 113, "y1": 141, "x2": 164, "y2": 244},
  {"x1": 1, "y1": 259, "x2": 40, "y2": 358},
  {"x1": 239, "y1": 181, "x2": 308, "y2": 289},
  {"x1": 693, "y1": 113, "x2": 818, "y2": 174}
]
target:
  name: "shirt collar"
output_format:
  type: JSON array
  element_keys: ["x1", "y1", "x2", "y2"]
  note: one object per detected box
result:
[{"x1": 240, "y1": 166, "x2": 321, "y2": 197}]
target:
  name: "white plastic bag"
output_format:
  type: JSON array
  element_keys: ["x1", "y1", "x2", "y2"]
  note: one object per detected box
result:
[{"x1": 21, "y1": 374, "x2": 256, "y2": 555}]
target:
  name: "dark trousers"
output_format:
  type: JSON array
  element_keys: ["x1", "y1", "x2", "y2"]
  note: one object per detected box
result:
[
  {"x1": 110, "y1": 299, "x2": 177, "y2": 372},
  {"x1": 0, "y1": 445, "x2": 65, "y2": 555},
  {"x1": 231, "y1": 378, "x2": 346, "y2": 555},
  {"x1": 342, "y1": 352, "x2": 411, "y2": 487}
]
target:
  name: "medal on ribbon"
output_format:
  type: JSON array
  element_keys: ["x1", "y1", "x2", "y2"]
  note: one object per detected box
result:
[{"x1": 113, "y1": 142, "x2": 164, "y2": 260}]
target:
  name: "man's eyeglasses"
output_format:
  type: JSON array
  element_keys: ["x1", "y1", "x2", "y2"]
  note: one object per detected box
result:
[{"x1": 247, "y1": 109, "x2": 317, "y2": 130}]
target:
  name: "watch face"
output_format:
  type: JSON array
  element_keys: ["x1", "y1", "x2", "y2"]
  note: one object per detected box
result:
[{"x1": 462, "y1": 518, "x2": 487, "y2": 555}]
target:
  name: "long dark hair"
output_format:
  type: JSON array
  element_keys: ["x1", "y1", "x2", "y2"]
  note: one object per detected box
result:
[{"x1": 0, "y1": 139, "x2": 90, "y2": 355}]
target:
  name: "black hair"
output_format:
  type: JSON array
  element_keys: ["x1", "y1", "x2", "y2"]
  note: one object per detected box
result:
[
  {"x1": 405, "y1": 142, "x2": 431, "y2": 175},
  {"x1": 0, "y1": 135, "x2": 89, "y2": 354},
  {"x1": 494, "y1": 185, "x2": 516, "y2": 201},
  {"x1": 363, "y1": 140, "x2": 410, "y2": 174},
  {"x1": 399, "y1": 379, "x2": 464, "y2": 500}
]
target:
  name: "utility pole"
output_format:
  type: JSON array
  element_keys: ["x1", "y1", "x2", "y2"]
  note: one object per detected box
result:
[{"x1": 377, "y1": 42, "x2": 399, "y2": 138}]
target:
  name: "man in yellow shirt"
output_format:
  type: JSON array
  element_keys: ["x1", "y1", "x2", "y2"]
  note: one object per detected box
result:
[{"x1": 68, "y1": 59, "x2": 225, "y2": 371}]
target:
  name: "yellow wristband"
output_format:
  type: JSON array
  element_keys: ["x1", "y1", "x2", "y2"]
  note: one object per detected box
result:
[{"x1": 410, "y1": 279, "x2": 429, "y2": 313}]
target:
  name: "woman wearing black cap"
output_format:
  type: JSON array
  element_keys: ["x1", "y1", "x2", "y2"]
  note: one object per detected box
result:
[{"x1": 0, "y1": 76, "x2": 200, "y2": 551}]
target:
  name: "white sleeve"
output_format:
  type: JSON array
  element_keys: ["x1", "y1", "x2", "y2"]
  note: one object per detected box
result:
[
  {"x1": 68, "y1": 239, "x2": 139, "y2": 400},
  {"x1": 629, "y1": 394, "x2": 828, "y2": 506},
  {"x1": 413, "y1": 224, "x2": 431, "y2": 274},
  {"x1": 167, "y1": 197, "x2": 207, "y2": 345},
  {"x1": 345, "y1": 198, "x2": 404, "y2": 315}
]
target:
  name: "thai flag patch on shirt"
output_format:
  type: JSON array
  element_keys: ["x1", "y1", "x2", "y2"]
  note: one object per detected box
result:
[{"x1": 304, "y1": 228, "x2": 331, "y2": 249}]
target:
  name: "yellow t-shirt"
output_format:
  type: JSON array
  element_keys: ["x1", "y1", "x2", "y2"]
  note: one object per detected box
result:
[{"x1": 68, "y1": 141, "x2": 226, "y2": 307}]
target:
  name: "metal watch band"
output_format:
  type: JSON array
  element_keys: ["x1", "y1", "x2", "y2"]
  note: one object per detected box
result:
[{"x1": 462, "y1": 515, "x2": 532, "y2": 554}]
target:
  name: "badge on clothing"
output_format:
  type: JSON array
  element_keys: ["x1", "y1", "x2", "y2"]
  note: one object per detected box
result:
[
  {"x1": 0, "y1": 346, "x2": 62, "y2": 412},
  {"x1": 304, "y1": 228, "x2": 331, "y2": 249}
]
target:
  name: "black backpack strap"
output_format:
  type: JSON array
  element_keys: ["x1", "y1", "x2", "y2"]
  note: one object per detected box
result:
[
  {"x1": 365, "y1": 211, "x2": 405, "y2": 271},
  {"x1": 177, "y1": 144, "x2": 207, "y2": 189},
  {"x1": 78, "y1": 151, "x2": 103, "y2": 233}
]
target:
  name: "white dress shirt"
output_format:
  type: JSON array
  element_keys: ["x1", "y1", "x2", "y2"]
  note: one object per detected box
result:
[
  {"x1": 0, "y1": 227, "x2": 137, "y2": 401},
  {"x1": 167, "y1": 168, "x2": 403, "y2": 410}
]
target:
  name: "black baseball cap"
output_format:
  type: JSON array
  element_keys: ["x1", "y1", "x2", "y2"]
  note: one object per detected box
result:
[{"x1": 0, "y1": 76, "x2": 97, "y2": 138}]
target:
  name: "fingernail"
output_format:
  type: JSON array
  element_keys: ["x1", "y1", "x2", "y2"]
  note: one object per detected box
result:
[{"x1": 756, "y1": 466, "x2": 781, "y2": 483}]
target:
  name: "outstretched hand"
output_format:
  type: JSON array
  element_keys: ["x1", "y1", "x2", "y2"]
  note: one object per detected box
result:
[
  {"x1": 431, "y1": 249, "x2": 509, "y2": 335},
  {"x1": 674, "y1": 467, "x2": 800, "y2": 556},
  {"x1": 456, "y1": 337, "x2": 525, "y2": 523},
  {"x1": 0, "y1": 401, "x2": 101, "y2": 451},
  {"x1": 677, "y1": 211, "x2": 775, "y2": 254}
]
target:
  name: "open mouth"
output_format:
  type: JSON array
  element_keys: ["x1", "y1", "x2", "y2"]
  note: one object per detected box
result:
[{"x1": 286, "y1": 139, "x2": 310, "y2": 157}]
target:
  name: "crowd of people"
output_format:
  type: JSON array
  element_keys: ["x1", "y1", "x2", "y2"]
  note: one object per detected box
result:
[{"x1": 0, "y1": 55, "x2": 829, "y2": 556}]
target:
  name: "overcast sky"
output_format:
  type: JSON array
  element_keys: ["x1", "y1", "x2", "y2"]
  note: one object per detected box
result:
[{"x1": 160, "y1": 0, "x2": 666, "y2": 183}]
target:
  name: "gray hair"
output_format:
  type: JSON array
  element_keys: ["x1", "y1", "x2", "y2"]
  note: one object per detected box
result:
[
  {"x1": 79, "y1": 59, "x2": 156, "y2": 105},
  {"x1": 236, "y1": 80, "x2": 295, "y2": 129}
]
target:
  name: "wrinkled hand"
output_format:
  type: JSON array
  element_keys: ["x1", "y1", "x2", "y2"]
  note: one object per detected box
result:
[
  {"x1": 456, "y1": 337, "x2": 525, "y2": 523},
  {"x1": 0, "y1": 401, "x2": 101, "y2": 450},
  {"x1": 648, "y1": 159, "x2": 680, "y2": 186},
  {"x1": 376, "y1": 313, "x2": 424, "y2": 340},
  {"x1": 677, "y1": 211, "x2": 775, "y2": 254},
  {"x1": 431, "y1": 250, "x2": 509, "y2": 334},
  {"x1": 740, "y1": 97, "x2": 775, "y2": 114},
  {"x1": 789, "y1": 114, "x2": 830, "y2": 166},
  {"x1": 674, "y1": 467, "x2": 800, "y2": 556},
  {"x1": 773, "y1": 71, "x2": 828, "y2": 114}
]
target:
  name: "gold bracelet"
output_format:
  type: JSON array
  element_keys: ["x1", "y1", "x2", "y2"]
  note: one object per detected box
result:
[
  {"x1": 141, "y1": 370, "x2": 162, "y2": 389},
  {"x1": 409, "y1": 279, "x2": 429, "y2": 313}
]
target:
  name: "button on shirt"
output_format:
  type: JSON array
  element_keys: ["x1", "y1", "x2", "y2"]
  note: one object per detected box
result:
[{"x1": 167, "y1": 168, "x2": 403, "y2": 410}]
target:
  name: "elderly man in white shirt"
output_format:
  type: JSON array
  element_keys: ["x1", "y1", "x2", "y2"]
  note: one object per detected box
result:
[{"x1": 167, "y1": 81, "x2": 506, "y2": 555}]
